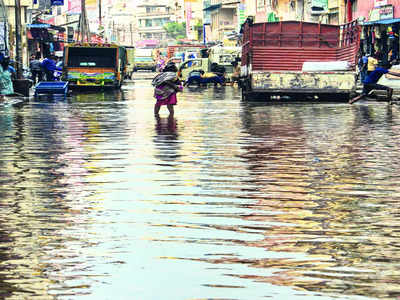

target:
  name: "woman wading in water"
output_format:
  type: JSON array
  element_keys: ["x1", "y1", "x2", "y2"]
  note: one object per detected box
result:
[{"x1": 152, "y1": 62, "x2": 182, "y2": 117}]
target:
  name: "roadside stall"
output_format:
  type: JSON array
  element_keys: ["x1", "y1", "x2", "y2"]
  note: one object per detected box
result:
[{"x1": 360, "y1": 3, "x2": 400, "y2": 63}]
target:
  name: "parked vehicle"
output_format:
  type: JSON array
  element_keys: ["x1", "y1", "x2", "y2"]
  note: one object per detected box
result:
[
  {"x1": 184, "y1": 70, "x2": 224, "y2": 87},
  {"x1": 167, "y1": 45, "x2": 205, "y2": 60},
  {"x1": 208, "y1": 46, "x2": 241, "y2": 82},
  {"x1": 239, "y1": 19, "x2": 360, "y2": 101},
  {"x1": 125, "y1": 46, "x2": 135, "y2": 79},
  {"x1": 133, "y1": 48, "x2": 156, "y2": 72},
  {"x1": 178, "y1": 58, "x2": 226, "y2": 83},
  {"x1": 63, "y1": 43, "x2": 127, "y2": 89}
]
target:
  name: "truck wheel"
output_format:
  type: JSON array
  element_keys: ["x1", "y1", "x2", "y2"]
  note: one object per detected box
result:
[{"x1": 189, "y1": 78, "x2": 201, "y2": 87}]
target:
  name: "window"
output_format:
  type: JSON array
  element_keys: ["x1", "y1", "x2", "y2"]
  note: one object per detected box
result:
[
  {"x1": 181, "y1": 60, "x2": 201, "y2": 69},
  {"x1": 68, "y1": 48, "x2": 117, "y2": 68},
  {"x1": 257, "y1": 0, "x2": 266, "y2": 11}
]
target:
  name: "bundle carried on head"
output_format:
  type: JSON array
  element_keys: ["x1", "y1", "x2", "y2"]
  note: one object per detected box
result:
[{"x1": 152, "y1": 72, "x2": 177, "y2": 87}]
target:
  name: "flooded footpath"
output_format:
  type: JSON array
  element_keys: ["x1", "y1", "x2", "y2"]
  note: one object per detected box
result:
[{"x1": 1, "y1": 81, "x2": 400, "y2": 300}]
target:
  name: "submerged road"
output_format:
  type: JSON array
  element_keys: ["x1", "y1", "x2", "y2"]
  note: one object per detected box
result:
[{"x1": 0, "y1": 80, "x2": 400, "y2": 299}]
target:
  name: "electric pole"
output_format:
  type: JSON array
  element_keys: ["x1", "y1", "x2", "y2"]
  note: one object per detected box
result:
[
  {"x1": 79, "y1": 0, "x2": 90, "y2": 42},
  {"x1": 14, "y1": 0, "x2": 22, "y2": 78},
  {"x1": 98, "y1": 0, "x2": 102, "y2": 26}
]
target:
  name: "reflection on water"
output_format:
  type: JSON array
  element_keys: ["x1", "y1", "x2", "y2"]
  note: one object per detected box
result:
[{"x1": 1, "y1": 85, "x2": 400, "y2": 299}]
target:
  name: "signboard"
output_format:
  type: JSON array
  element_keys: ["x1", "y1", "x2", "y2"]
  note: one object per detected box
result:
[
  {"x1": 68, "y1": 0, "x2": 81, "y2": 14},
  {"x1": 380, "y1": 4, "x2": 394, "y2": 19},
  {"x1": 369, "y1": 4, "x2": 394, "y2": 21},
  {"x1": 186, "y1": 2, "x2": 192, "y2": 38},
  {"x1": 51, "y1": 0, "x2": 64, "y2": 5},
  {"x1": 374, "y1": 0, "x2": 387, "y2": 7},
  {"x1": 238, "y1": 3, "x2": 246, "y2": 32}
]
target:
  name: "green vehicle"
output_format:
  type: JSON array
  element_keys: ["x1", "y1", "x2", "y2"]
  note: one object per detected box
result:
[
  {"x1": 125, "y1": 46, "x2": 135, "y2": 79},
  {"x1": 133, "y1": 48, "x2": 156, "y2": 72},
  {"x1": 64, "y1": 43, "x2": 128, "y2": 89}
]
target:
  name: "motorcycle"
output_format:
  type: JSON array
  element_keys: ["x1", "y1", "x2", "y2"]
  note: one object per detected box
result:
[
  {"x1": 53, "y1": 69, "x2": 62, "y2": 81},
  {"x1": 22, "y1": 68, "x2": 34, "y2": 88}
]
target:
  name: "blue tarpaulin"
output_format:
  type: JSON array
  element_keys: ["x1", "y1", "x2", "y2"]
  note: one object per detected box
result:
[{"x1": 363, "y1": 18, "x2": 400, "y2": 25}]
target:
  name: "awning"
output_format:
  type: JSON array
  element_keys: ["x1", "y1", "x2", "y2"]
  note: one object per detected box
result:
[
  {"x1": 203, "y1": 4, "x2": 221, "y2": 11},
  {"x1": 363, "y1": 18, "x2": 400, "y2": 25},
  {"x1": 27, "y1": 22, "x2": 65, "y2": 32}
]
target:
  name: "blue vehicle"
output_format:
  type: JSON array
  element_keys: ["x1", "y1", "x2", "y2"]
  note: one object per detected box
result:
[{"x1": 184, "y1": 70, "x2": 225, "y2": 87}]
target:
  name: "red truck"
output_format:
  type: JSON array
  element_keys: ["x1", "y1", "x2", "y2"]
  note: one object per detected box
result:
[{"x1": 240, "y1": 20, "x2": 361, "y2": 101}]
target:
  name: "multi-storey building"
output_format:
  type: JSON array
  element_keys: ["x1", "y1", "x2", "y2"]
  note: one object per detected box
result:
[
  {"x1": 205, "y1": 0, "x2": 240, "y2": 44},
  {"x1": 136, "y1": 0, "x2": 175, "y2": 42},
  {"x1": 251, "y1": 0, "x2": 346, "y2": 25}
]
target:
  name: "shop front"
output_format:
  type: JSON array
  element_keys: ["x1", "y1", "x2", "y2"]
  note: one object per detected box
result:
[
  {"x1": 27, "y1": 22, "x2": 65, "y2": 59},
  {"x1": 358, "y1": 2, "x2": 400, "y2": 63}
]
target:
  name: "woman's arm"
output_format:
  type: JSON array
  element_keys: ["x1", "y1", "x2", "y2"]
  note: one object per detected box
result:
[{"x1": 165, "y1": 81, "x2": 180, "y2": 92}]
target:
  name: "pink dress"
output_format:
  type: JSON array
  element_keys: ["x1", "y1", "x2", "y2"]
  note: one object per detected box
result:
[{"x1": 155, "y1": 83, "x2": 182, "y2": 106}]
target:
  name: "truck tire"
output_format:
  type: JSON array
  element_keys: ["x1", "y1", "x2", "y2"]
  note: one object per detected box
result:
[{"x1": 187, "y1": 78, "x2": 201, "y2": 87}]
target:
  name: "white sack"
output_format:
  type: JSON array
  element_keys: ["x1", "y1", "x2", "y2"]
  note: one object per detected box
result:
[{"x1": 302, "y1": 61, "x2": 351, "y2": 72}]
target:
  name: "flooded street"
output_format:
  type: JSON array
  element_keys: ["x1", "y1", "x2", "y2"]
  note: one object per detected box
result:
[{"x1": 1, "y1": 80, "x2": 400, "y2": 300}]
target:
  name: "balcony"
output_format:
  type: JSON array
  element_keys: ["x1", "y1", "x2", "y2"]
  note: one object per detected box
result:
[{"x1": 136, "y1": 11, "x2": 172, "y2": 18}]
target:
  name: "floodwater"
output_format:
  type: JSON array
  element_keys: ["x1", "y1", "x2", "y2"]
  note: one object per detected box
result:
[{"x1": 1, "y1": 81, "x2": 400, "y2": 300}]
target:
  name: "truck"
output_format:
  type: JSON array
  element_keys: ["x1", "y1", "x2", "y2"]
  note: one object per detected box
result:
[
  {"x1": 63, "y1": 43, "x2": 127, "y2": 89},
  {"x1": 133, "y1": 48, "x2": 156, "y2": 72},
  {"x1": 239, "y1": 20, "x2": 361, "y2": 101},
  {"x1": 125, "y1": 46, "x2": 135, "y2": 79}
]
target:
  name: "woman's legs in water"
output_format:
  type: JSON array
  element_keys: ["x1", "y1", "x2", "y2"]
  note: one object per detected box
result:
[
  {"x1": 154, "y1": 104, "x2": 161, "y2": 116},
  {"x1": 167, "y1": 104, "x2": 174, "y2": 117}
]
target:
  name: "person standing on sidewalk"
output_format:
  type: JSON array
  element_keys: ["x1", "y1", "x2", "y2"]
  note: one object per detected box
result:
[
  {"x1": 29, "y1": 54, "x2": 43, "y2": 84},
  {"x1": 349, "y1": 61, "x2": 400, "y2": 104}
]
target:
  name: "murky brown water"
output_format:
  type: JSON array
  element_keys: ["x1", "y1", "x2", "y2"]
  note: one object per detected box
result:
[{"x1": 1, "y1": 81, "x2": 400, "y2": 299}]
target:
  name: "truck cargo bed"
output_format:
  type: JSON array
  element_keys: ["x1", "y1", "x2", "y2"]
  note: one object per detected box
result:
[{"x1": 240, "y1": 20, "x2": 361, "y2": 100}]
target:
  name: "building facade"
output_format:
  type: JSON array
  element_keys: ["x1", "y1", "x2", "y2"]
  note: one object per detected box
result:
[
  {"x1": 136, "y1": 1, "x2": 175, "y2": 42},
  {"x1": 252, "y1": 0, "x2": 346, "y2": 24},
  {"x1": 4, "y1": 0, "x2": 36, "y2": 65},
  {"x1": 204, "y1": 0, "x2": 241, "y2": 45}
]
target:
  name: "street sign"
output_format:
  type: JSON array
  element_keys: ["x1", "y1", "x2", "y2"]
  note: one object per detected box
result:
[{"x1": 51, "y1": 0, "x2": 64, "y2": 6}]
